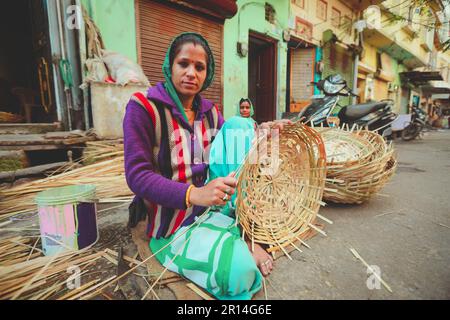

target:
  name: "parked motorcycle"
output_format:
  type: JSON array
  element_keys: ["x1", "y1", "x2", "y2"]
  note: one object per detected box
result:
[
  {"x1": 292, "y1": 74, "x2": 397, "y2": 138},
  {"x1": 401, "y1": 105, "x2": 428, "y2": 141}
]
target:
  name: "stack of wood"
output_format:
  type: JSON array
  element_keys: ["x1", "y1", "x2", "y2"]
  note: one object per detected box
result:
[
  {"x1": 0, "y1": 130, "x2": 97, "y2": 152},
  {"x1": 0, "y1": 129, "x2": 100, "y2": 182}
]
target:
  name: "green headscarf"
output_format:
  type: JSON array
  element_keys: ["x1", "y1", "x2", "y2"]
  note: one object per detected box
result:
[
  {"x1": 162, "y1": 33, "x2": 215, "y2": 123},
  {"x1": 236, "y1": 98, "x2": 257, "y2": 129},
  {"x1": 236, "y1": 98, "x2": 255, "y2": 118}
]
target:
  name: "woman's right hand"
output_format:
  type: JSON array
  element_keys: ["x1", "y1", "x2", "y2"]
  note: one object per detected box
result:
[{"x1": 189, "y1": 172, "x2": 237, "y2": 207}]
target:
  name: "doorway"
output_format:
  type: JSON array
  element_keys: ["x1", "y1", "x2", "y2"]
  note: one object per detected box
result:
[
  {"x1": 286, "y1": 38, "x2": 315, "y2": 113},
  {"x1": 0, "y1": 0, "x2": 55, "y2": 123},
  {"x1": 248, "y1": 32, "x2": 277, "y2": 124}
]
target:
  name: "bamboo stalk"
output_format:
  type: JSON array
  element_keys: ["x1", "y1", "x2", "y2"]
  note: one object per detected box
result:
[
  {"x1": 76, "y1": 276, "x2": 117, "y2": 300},
  {"x1": 11, "y1": 252, "x2": 59, "y2": 300},
  {"x1": 349, "y1": 248, "x2": 393, "y2": 293},
  {"x1": 186, "y1": 283, "x2": 214, "y2": 300}
]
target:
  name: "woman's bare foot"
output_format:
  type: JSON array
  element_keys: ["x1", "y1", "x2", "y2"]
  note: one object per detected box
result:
[{"x1": 246, "y1": 241, "x2": 274, "y2": 276}]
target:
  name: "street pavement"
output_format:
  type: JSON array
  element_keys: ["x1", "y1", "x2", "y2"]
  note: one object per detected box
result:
[{"x1": 261, "y1": 129, "x2": 450, "y2": 300}]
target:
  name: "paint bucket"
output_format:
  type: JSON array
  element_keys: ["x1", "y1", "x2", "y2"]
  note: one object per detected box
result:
[{"x1": 35, "y1": 185, "x2": 98, "y2": 256}]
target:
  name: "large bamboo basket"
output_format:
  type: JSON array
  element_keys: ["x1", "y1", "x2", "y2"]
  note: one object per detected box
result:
[
  {"x1": 236, "y1": 123, "x2": 327, "y2": 256},
  {"x1": 318, "y1": 127, "x2": 397, "y2": 204}
]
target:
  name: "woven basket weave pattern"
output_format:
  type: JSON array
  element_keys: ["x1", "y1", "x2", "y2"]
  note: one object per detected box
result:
[
  {"x1": 319, "y1": 128, "x2": 397, "y2": 204},
  {"x1": 236, "y1": 124, "x2": 327, "y2": 250}
]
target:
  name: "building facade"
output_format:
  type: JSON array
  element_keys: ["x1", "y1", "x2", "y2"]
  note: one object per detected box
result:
[{"x1": 361, "y1": 0, "x2": 450, "y2": 115}]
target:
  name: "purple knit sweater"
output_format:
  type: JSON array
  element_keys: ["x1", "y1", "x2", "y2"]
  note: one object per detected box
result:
[{"x1": 123, "y1": 83, "x2": 224, "y2": 237}]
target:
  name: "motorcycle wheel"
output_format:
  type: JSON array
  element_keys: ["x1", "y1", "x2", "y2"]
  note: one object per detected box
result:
[{"x1": 401, "y1": 123, "x2": 419, "y2": 141}]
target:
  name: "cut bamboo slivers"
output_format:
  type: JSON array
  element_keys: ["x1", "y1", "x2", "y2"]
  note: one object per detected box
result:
[{"x1": 0, "y1": 236, "x2": 111, "y2": 300}]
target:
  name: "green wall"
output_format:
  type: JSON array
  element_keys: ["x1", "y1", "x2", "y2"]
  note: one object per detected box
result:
[
  {"x1": 223, "y1": 0, "x2": 290, "y2": 120},
  {"x1": 81, "y1": 0, "x2": 290, "y2": 119},
  {"x1": 81, "y1": 0, "x2": 137, "y2": 62}
]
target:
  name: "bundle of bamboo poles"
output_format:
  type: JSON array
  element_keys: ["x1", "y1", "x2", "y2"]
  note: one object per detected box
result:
[
  {"x1": 236, "y1": 123, "x2": 328, "y2": 258},
  {"x1": 0, "y1": 153, "x2": 132, "y2": 219},
  {"x1": 318, "y1": 126, "x2": 397, "y2": 204},
  {"x1": 82, "y1": 140, "x2": 124, "y2": 165}
]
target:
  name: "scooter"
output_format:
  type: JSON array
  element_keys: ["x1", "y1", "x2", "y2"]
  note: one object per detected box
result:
[
  {"x1": 292, "y1": 74, "x2": 397, "y2": 138},
  {"x1": 401, "y1": 105, "x2": 428, "y2": 141}
]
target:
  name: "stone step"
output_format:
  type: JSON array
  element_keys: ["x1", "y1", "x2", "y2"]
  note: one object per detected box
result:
[{"x1": 0, "y1": 122, "x2": 62, "y2": 135}]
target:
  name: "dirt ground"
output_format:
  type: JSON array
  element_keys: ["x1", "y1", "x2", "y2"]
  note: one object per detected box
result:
[{"x1": 1, "y1": 130, "x2": 449, "y2": 300}]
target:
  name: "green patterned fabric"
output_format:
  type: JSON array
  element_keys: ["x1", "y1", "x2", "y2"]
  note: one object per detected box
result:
[
  {"x1": 150, "y1": 115, "x2": 263, "y2": 300},
  {"x1": 208, "y1": 116, "x2": 255, "y2": 217},
  {"x1": 149, "y1": 210, "x2": 262, "y2": 300}
]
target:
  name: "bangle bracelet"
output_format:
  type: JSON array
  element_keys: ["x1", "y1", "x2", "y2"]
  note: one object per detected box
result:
[{"x1": 186, "y1": 185, "x2": 195, "y2": 208}]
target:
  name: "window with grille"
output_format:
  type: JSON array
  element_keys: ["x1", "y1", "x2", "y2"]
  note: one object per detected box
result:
[
  {"x1": 265, "y1": 3, "x2": 276, "y2": 24},
  {"x1": 331, "y1": 7, "x2": 341, "y2": 28},
  {"x1": 341, "y1": 15, "x2": 352, "y2": 36},
  {"x1": 292, "y1": 0, "x2": 305, "y2": 9},
  {"x1": 316, "y1": 0, "x2": 327, "y2": 21}
]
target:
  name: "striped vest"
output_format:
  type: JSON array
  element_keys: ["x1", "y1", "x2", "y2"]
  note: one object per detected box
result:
[{"x1": 131, "y1": 92, "x2": 220, "y2": 239}]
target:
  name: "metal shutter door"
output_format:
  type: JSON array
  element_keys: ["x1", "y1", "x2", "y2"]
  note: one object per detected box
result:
[
  {"x1": 137, "y1": 0, "x2": 223, "y2": 106},
  {"x1": 291, "y1": 47, "x2": 314, "y2": 102},
  {"x1": 374, "y1": 78, "x2": 388, "y2": 101}
]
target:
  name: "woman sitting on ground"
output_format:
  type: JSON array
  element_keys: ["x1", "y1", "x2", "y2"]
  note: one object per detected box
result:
[{"x1": 123, "y1": 33, "x2": 285, "y2": 300}]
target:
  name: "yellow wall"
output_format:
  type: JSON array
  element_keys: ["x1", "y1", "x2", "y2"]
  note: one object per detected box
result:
[
  {"x1": 437, "y1": 52, "x2": 450, "y2": 83},
  {"x1": 376, "y1": 0, "x2": 430, "y2": 66},
  {"x1": 290, "y1": 0, "x2": 357, "y2": 45},
  {"x1": 360, "y1": 43, "x2": 377, "y2": 70}
]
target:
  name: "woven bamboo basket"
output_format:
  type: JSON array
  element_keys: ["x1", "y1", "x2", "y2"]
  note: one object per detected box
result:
[
  {"x1": 318, "y1": 127, "x2": 397, "y2": 204},
  {"x1": 236, "y1": 123, "x2": 327, "y2": 255}
]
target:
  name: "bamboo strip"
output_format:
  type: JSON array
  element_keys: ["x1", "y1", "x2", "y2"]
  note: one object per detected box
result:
[
  {"x1": 349, "y1": 248, "x2": 393, "y2": 293},
  {"x1": 57, "y1": 279, "x2": 100, "y2": 300},
  {"x1": 11, "y1": 253, "x2": 59, "y2": 300},
  {"x1": 186, "y1": 283, "x2": 214, "y2": 300},
  {"x1": 76, "y1": 276, "x2": 117, "y2": 300}
]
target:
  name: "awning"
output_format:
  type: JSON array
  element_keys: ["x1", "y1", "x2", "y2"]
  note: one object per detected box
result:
[
  {"x1": 431, "y1": 94, "x2": 450, "y2": 100},
  {"x1": 344, "y1": 0, "x2": 384, "y2": 10},
  {"x1": 400, "y1": 71, "x2": 443, "y2": 86},
  {"x1": 184, "y1": 0, "x2": 238, "y2": 19},
  {"x1": 421, "y1": 86, "x2": 450, "y2": 94}
]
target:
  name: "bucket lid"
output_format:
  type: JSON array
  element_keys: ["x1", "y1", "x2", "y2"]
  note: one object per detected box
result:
[{"x1": 35, "y1": 185, "x2": 96, "y2": 206}]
